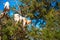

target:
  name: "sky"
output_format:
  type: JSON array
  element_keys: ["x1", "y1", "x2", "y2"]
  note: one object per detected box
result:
[
  {"x1": 0, "y1": 0, "x2": 23, "y2": 10},
  {"x1": 0, "y1": 0, "x2": 60, "y2": 10}
]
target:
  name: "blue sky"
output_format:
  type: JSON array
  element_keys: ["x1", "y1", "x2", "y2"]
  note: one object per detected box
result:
[
  {"x1": 0, "y1": 0, "x2": 60, "y2": 10},
  {"x1": 0, "y1": 0, "x2": 23, "y2": 10}
]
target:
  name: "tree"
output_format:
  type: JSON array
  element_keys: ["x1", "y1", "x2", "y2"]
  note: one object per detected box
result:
[{"x1": 0, "y1": 0, "x2": 60, "y2": 40}]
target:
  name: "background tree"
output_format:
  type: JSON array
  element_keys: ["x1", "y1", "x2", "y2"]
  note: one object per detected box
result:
[{"x1": 0, "y1": 0, "x2": 60, "y2": 40}]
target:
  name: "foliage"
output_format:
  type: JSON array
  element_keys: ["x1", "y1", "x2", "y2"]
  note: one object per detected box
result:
[{"x1": 0, "y1": 0, "x2": 60, "y2": 40}]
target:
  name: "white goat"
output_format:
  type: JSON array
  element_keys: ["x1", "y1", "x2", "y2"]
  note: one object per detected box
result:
[
  {"x1": 22, "y1": 17, "x2": 31, "y2": 31},
  {"x1": 22, "y1": 17, "x2": 27, "y2": 27},
  {"x1": 0, "y1": 2, "x2": 10, "y2": 19},
  {"x1": 4, "y1": 1, "x2": 10, "y2": 9},
  {"x1": 19, "y1": 15, "x2": 23, "y2": 23},
  {"x1": 4, "y1": 1, "x2": 10, "y2": 13},
  {"x1": 14, "y1": 14, "x2": 31, "y2": 27},
  {"x1": 14, "y1": 14, "x2": 20, "y2": 23}
]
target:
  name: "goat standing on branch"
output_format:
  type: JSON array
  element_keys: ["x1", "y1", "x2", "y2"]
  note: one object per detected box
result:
[
  {"x1": 14, "y1": 14, "x2": 20, "y2": 23},
  {"x1": 14, "y1": 14, "x2": 32, "y2": 31},
  {"x1": 0, "y1": 1, "x2": 10, "y2": 19},
  {"x1": 3, "y1": 1, "x2": 10, "y2": 13}
]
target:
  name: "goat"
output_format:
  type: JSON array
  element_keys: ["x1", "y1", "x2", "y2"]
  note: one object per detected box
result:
[
  {"x1": 14, "y1": 14, "x2": 20, "y2": 23},
  {"x1": 22, "y1": 17, "x2": 31, "y2": 31},
  {"x1": 14, "y1": 14, "x2": 32, "y2": 31},
  {"x1": 3, "y1": 1, "x2": 10, "y2": 13},
  {"x1": 14, "y1": 14, "x2": 32, "y2": 25},
  {"x1": 0, "y1": 1, "x2": 10, "y2": 22},
  {"x1": 19, "y1": 15, "x2": 23, "y2": 23}
]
